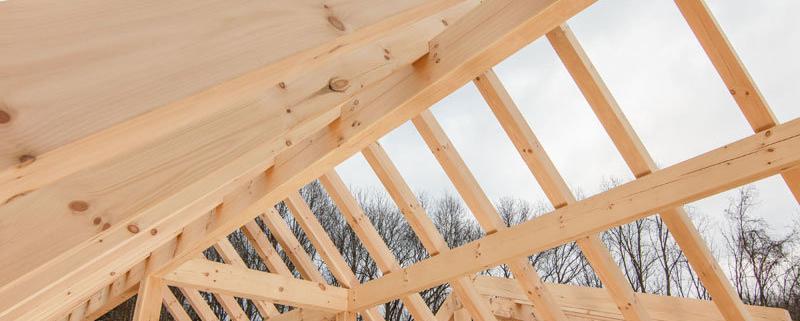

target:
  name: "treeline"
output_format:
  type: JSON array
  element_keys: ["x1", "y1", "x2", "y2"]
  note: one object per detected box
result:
[{"x1": 101, "y1": 181, "x2": 800, "y2": 320}]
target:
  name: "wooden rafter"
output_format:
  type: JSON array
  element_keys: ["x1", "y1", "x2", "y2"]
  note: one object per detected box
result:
[
  {"x1": 163, "y1": 259, "x2": 349, "y2": 312},
  {"x1": 473, "y1": 68, "x2": 657, "y2": 321},
  {"x1": 545, "y1": 23, "x2": 753, "y2": 321},
  {"x1": 1, "y1": 1, "x2": 796, "y2": 321},
  {"x1": 413, "y1": 109, "x2": 570, "y2": 321},
  {"x1": 161, "y1": 286, "x2": 192, "y2": 321},
  {"x1": 349, "y1": 118, "x2": 800, "y2": 309},
  {"x1": 319, "y1": 171, "x2": 438, "y2": 321},
  {"x1": 473, "y1": 276, "x2": 791, "y2": 321},
  {"x1": 672, "y1": 0, "x2": 800, "y2": 204},
  {"x1": 0, "y1": 2, "x2": 478, "y2": 319},
  {"x1": 362, "y1": 142, "x2": 501, "y2": 321},
  {"x1": 284, "y1": 192, "x2": 387, "y2": 321}
]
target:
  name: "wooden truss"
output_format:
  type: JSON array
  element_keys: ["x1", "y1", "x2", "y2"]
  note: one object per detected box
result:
[{"x1": 0, "y1": 0, "x2": 797, "y2": 321}]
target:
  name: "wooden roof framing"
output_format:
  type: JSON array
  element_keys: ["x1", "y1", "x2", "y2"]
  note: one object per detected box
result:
[{"x1": 0, "y1": 0, "x2": 797, "y2": 321}]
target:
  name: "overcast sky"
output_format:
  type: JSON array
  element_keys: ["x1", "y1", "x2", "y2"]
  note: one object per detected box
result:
[{"x1": 336, "y1": 1, "x2": 800, "y2": 240}]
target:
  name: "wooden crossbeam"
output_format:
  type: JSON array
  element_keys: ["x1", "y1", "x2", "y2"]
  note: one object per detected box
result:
[
  {"x1": 546, "y1": 23, "x2": 753, "y2": 321},
  {"x1": 473, "y1": 276, "x2": 792, "y2": 321},
  {"x1": 2, "y1": 2, "x2": 593, "y2": 320},
  {"x1": 163, "y1": 259, "x2": 348, "y2": 312},
  {"x1": 269, "y1": 309, "x2": 337, "y2": 321},
  {"x1": 199, "y1": 254, "x2": 250, "y2": 321},
  {"x1": 0, "y1": 0, "x2": 464, "y2": 204},
  {"x1": 412, "y1": 110, "x2": 570, "y2": 321},
  {"x1": 474, "y1": 69, "x2": 651, "y2": 321},
  {"x1": 214, "y1": 239, "x2": 279, "y2": 319},
  {"x1": 0, "y1": 3, "x2": 479, "y2": 320},
  {"x1": 673, "y1": 0, "x2": 800, "y2": 204},
  {"x1": 284, "y1": 192, "x2": 387, "y2": 321},
  {"x1": 349, "y1": 117, "x2": 800, "y2": 309},
  {"x1": 362, "y1": 142, "x2": 501, "y2": 321},
  {"x1": 319, "y1": 171, "x2": 438, "y2": 321}
]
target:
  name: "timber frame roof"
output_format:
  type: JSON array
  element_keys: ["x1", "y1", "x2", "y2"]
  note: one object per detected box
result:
[{"x1": 0, "y1": 1, "x2": 797, "y2": 321}]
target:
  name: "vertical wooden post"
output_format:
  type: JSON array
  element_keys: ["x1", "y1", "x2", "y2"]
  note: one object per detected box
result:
[{"x1": 132, "y1": 276, "x2": 164, "y2": 321}]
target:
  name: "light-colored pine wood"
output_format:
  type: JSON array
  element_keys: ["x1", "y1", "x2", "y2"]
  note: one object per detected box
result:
[
  {"x1": 546, "y1": 23, "x2": 753, "y2": 321},
  {"x1": 151, "y1": 0, "x2": 588, "y2": 306},
  {"x1": 132, "y1": 276, "x2": 164, "y2": 321},
  {"x1": 473, "y1": 276, "x2": 791, "y2": 321},
  {"x1": 161, "y1": 286, "x2": 193, "y2": 321},
  {"x1": 453, "y1": 308, "x2": 471, "y2": 321},
  {"x1": 349, "y1": 118, "x2": 800, "y2": 309},
  {"x1": 1, "y1": 0, "x2": 798, "y2": 320},
  {"x1": 474, "y1": 69, "x2": 651, "y2": 321},
  {"x1": 672, "y1": 0, "x2": 800, "y2": 204},
  {"x1": 67, "y1": 302, "x2": 87, "y2": 321},
  {"x1": 84, "y1": 286, "x2": 110, "y2": 317},
  {"x1": 319, "y1": 171, "x2": 438, "y2": 321},
  {"x1": 412, "y1": 110, "x2": 570, "y2": 321},
  {"x1": 284, "y1": 192, "x2": 387, "y2": 321},
  {"x1": 362, "y1": 142, "x2": 500, "y2": 321},
  {"x1": 260, "y1": 208, "x2": 327, "y2": 282},
  {"x1": 214, "y1": 239, "x2": 280, "y2": 319},
  {"x1": 163, "y1": 259, "x2": 349, "y2": 312},
  {"x1": 242, "y1": 221, "x2": 295, "y2": 277},
  {"x1": 0, "y1": 0, "x2": 463, "y2": 196},
  {"x1": 267, "y1": 309, "x2": 336, "y2": 321},
  {"x1": 179, "y1": 288, "x2": 220, "y2": 321},
  {"x1": 0, "y1": 3, "x2": 480, "y2": 319}
]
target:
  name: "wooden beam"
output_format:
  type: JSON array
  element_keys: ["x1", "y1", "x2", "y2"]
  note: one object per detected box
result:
[
  {"x1": 67, "y1": 302, "x2": 87, "y2": 321},
  {"x1": 673, "y1": 0, "x2": 800, "y2": 203},
  {"x1": 348, "y1": 118, "x2": 800, "y2": 310},
  {"x1": 362, "y1": 142, "x2": 501, "y2": 321},
  {"x1": 161, "y1": 286, "x2": 192, "y2": 321},
  {"x1": 284, "y1": 192, "x2": 387, "y2": 321},
  {"x1": 318, "y1": 171, "x2": 438, "y2": 321},
  {"x1": 132, "y1": 276, "x2": 164, "y2": 321},
  {"x1": 261, "y1": 208, "x2": 327, "y2": 282},
  {"x1": 215, "y1": 239, "x2": 278, "y2": 317},
  {"x1": 473, "y1": 69, "x2": 651, "y2": 321},
  {"x1": 546, "y1": 23, "x2": 752, "y2": 321},
  {"x1": 412, "y1": 110, "x2": 570, "y2": 321},
  {"x1": 2, "y1": 2, "x2": 592, "y2": 320},
  {"x1": 163, "y1": 259, "x2": 348, "y2": 312},
  {"x1": 242, "y1": 220, "x2": 295, "y2": 277},
  {"x1": 473, "y1": 276, "x2": 792, "y2": 321},
  {"x1": 213, "y1": 238, "x2": 276, "y2": 320},
  {"x1": 268, "y1": 309, "x2": 336, "y2": 321},
  {"x1": 0, "y1": 0, "x2": 464, "y2": 202},
  {"x1": 179, "y1": 288, "x2": 220, "y2": 321},
  {"x1": 0, "y1": 3, "x2": 479, "y2": 320}
]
